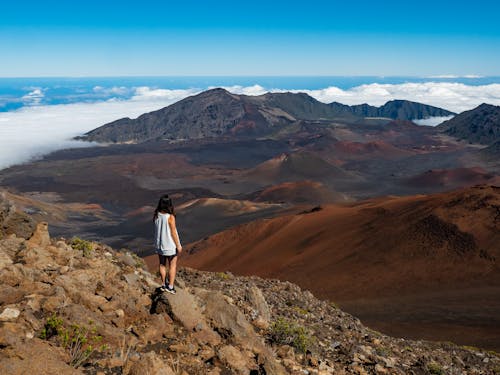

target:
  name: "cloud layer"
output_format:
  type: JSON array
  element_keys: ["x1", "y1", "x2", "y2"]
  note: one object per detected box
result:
[
  {"x1": 1, "y1": 81, "x2": 500, "y2": 170},
  {"x1": 219, "y1": 82, "x2": 500, "y2": 113},
  {"x1": 0, "y1": 92, "x2": 194, "y2": 170}
]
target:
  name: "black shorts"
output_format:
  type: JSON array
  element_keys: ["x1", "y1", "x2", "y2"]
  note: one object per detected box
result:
[{"x1": 158, "y1": 249, "x2": 177, "y2": 263}]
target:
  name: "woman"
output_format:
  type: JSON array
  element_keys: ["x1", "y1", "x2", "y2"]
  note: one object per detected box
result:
[{"x1": 154, "y1": 194, "x2": 182, "y2": 294}]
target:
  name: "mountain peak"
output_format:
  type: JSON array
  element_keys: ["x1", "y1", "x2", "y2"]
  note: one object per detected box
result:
[
  {"x1": 79, "y1": 89, "x2": 454, "y2": 144},
  {"x1": 438, "y1": 103, "x2": 500, "y2": 145}
]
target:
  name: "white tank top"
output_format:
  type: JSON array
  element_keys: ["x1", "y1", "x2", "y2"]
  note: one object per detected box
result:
[{"x1": 154, "y1": 212, "x2": 179, "y2": 255}]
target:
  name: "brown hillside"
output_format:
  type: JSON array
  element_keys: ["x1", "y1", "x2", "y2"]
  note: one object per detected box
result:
[
  {"x1": 405, "y1": 167, "x2": 500, "y2": 190},
  {"x1": 182, "y1": 185, "x2": 500, "y2": 297},
  {"x1": 166, "y1": 185, "x2": 500, "y2": 349},
  {"x1": 249, "y1": 180, "x2": 350, "y2": 204}
]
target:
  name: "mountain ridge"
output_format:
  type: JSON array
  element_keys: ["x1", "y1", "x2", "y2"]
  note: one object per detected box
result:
[
  {"x1": 330, "y1": 99, "x2": 455, "y2": 119},
  {"x1": 438, "y1": 103, "x2": 500, "y2": 144},
  {"x1": 80, "y1": 89, "x2": 454, "y2": 143}
]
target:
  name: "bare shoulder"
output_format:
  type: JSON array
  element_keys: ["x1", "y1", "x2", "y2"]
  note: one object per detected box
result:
[{"x1": 168, "y1": 214, "x2": 176, "y2": 224}]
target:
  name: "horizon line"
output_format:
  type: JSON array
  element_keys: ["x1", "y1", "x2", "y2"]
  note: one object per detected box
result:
[{"x1": 0, "y1": 74, "x2": 496, "y2": 79}]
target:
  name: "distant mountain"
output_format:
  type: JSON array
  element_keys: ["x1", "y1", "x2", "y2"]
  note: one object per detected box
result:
[
  {"x1": 81, "y1": 88, "x2": 454, "y2": 144},
  {"x1": 438, "y1": 103, "x2": 500, "y2": 145},
  {"x1": 330, "y1": 99, "x2": 455, "y2": 119},
  {"x1": 80, "y1": 89, "x2": 360, "y2": 143}
]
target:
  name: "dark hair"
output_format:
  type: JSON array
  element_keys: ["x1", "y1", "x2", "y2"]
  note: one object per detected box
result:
[{"x1": 154, "y1": 194, "x2": 175, "y2": 220}]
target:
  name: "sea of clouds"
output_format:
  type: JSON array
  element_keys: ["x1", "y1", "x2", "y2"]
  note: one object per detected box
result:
[{"x1": 1, "y1": 81, "x2": 500, "y2": 170}]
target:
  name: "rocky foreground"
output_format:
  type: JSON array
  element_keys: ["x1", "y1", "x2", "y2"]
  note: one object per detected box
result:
[{"x1": 1, "y1": 202, "x2": 499, "y2": 374}]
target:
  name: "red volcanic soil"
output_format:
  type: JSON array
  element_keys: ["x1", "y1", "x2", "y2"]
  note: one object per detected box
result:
[
  {"x1": 250, "y1": 180, "x2": 350, "y2": 204},
  {"x1": 244, "y1": 151, "x2": 354, "y2": 182},
  {"x1": 147, "y1": 185, "x2": 500, "y2": 350},
  {"x1": 332, "y1": 140, "x2": 412, "y2": 159},
  {"x1": 406, "y1": 167, "x2": 500, "y2": 190},
  {"x1": 181, "y1": 185, "x2": 500, "y2": 298}
]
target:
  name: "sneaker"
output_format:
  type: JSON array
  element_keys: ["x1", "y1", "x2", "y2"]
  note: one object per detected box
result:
[
  {"x1": 159, "y1": 285, "x2": 167, "y2": 292},
  {"x1": 165, "y1": 285, "x2": 176, "y2": 294}
]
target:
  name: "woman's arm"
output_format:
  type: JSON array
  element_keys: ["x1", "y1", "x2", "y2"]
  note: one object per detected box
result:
[{"x1": 168, "y1": 215, "x2": 182, "y2": 253}]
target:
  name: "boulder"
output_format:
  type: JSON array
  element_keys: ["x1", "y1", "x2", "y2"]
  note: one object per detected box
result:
[
  {"x1": 0, "y1": 337, "x2": 78, "y2": 375},
  {"x1": 135, "y1": 313, "x2": 174, "y2": 343},
  {"x1": 125, "y1": 351, "x2": 175, "y2": 375},
  {"x1": 0, "y1": 196, "x2": 36, "y2": 240},
  {"x1": 150, "y1": 288, "x2": 204, "y2": 331},
  {"x1": 195, "y1": 289, "x2": 288, "y2": 375},
  {"x1": 217, "y1": 345, "x2": 252, "y2": 374},
  {"x1": 0, "y1": 306, "x2": 20, "y2": 321},
  {"x1": 195, "y1": 289, "x2": 261, "y2": 351},
  {"x1": 0, "y1": 247, "x2": 13, "y2": 268},
  {"x1": 247, "y1": 285, "x2": 272, "y2": 329},
  {"x1": 27, "y1": 222, "x2": 50, "y2": 248}
]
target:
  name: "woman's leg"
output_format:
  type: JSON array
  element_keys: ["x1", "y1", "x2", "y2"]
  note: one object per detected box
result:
[
  {"x1": 158, "y1": 254, "x2": 167, "y2": 285},
  {"x1": 167, "y1": 256, "x2": 178, "y2": 287}
]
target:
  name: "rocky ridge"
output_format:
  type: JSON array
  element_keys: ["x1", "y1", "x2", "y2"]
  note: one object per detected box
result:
[
  {"x1": 0, "y1": 200, "x2": 499, "y2": 374},
  {"x1": 81, "y1": 89, "x2": 454, "y2": 144},
  {"x1": 329, "y1": 99, "x2": 454, "y2": 120},
  {"x1": 438, "y1": 103, "x2": 500, "y2": 145}
]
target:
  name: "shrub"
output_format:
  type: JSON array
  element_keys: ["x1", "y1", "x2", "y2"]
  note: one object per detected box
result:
[
  {"x1": 130, "y1": 252, "x2": 145, "y2": 268},
  {"x1": 292, "y1": 306, "x2": 309, "y2": 315},
  {"x1": 427, "y1": 362, "x2": 444, "y2": 375},
  {"x1": 60, "y1": 323, "x2": 104, "y2": 368},
  {"x1": 40, "y1": 314, "x2": 64, "y2": 339},
  {"x1": 216, "y1": 272, "x2": 232, "y2": 280},
  {"x1": 40, "y1": 315, "x2": 106, "y2": 368},
  {"x1": 375, "y1": 345, "x2": 391, "y2": 357},
  {"x1": 70, "y1": 237, "x2": 93, "y2": 257},
  {"x1": 269, "y1": 317, "x2": 313, "y2": 353}
]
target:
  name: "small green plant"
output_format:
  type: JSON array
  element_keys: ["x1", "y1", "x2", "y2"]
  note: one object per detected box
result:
[
  {"x1": 130, "y1": 252, "x2": 145, "y2": 268},
  {"x1": 375, "y1": 345, "x2": 391, "y2": 357},
  {"x1": 269, "y1": 317, "x2": 313, "y2": 353},
  {"x1": 70, "y1": 237, "x2": 93, "y2": 257},
  {"x1": 461, "y1": 345, "x2": 481, "y2": 352},
  {"x1": 40, "y1": 314, "x2": 64, "y2": 339},
  {"x1": 216, "y1": 272, "x2": 232, "y2": 280},
  {"x1": 292, "y1": 306, "x2": 309, "y2": 315},
  {"x1": 40, "y1": 315, "x2": 105, "y2": 368},
  {"x1": 330, "y1": 301, "x2": 339, "y2": 309},
  {"x1": 60, "y1": 323, "x2": 103, "y2": 368},
  {"x1": 427, "y1": 362, "x2": 444, "y2": 375}
]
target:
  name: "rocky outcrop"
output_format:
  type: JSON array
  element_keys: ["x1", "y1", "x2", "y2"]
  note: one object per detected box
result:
[
  {"x1": 0, "y1": 191, "x2": 36, "y2": 240},
  {"x1": 0, "y1": 202, "x2": 499, "y2": 374}
]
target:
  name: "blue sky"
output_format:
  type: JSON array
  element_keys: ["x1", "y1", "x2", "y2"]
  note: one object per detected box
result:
[{"x1": 1, "y1": 0, "x2": 500, "y2": 76}]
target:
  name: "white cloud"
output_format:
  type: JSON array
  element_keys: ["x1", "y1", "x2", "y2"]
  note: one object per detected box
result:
[
  {"x1": 214, "y1": 82, "x2": 500, "y2": 113},
  {"x1": 93, "y1": 86, "x2": 130, "y2": 95},
  {"x1": 131, "y1": 87, "x2": 200, "y2": 101},
  {"x1": 294, "y1": 82, "x2": 500, "y2": 113},
  {"x1": 413, "y1": 115, "x2": 455, "y2": 126},
  {"x1": 2, "y1": 81, "x2": 500, "y2": 170},
  {"x1": 21, "y1": 88, "x2": 44, "y2": 105},
  {"x1": 427, "y1": 74, "x2": 484, "y2": 79},
  {"x1": 215, "y1": 84, "x2": 268, "y2": 96},
  {"x1": 0, "y1": 91, "x2": 195, "y2": 170}
]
